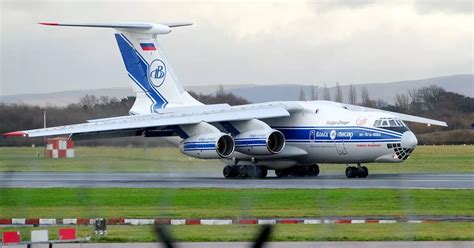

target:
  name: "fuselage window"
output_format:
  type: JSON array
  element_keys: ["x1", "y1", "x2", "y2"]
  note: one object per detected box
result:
[{"x1": 315, "y1": 109, "x2": 319, "y2": 114}]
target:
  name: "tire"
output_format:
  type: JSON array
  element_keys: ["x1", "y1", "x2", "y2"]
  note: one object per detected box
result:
[
  {"x1": 223, "y1": 165, "x2": 238, "y2": 178},
  {"x1": 358, "y1": 166, "x2": 368, "y2": 178},
  {"x1": 247, "y1": 165, "x2": 259, "y2": 178},
  {"x1": 292, "y1": 167, "x2": 307, "y2": 177},
  {"x1": 258, "y1": 167, "x2": 268, "y2": 179},
  {"x1": 345, "y1": 166, "x2": 357, "y2": 178},
  {"x1": 275, "y1": 169, "x2": 289, "y2": 178},
  {"x1": 307, "y1": 164, "x2": 320, "y2": 177},
  {"x1": 223, "y1": 165, "x2": 233, "y2": 178},
  {"x1": 238, "y1": 165, "x2": 249, "y2": 178}
]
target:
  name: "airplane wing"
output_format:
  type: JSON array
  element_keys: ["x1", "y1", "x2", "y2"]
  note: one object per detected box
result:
[
  {"x1": 3, "y1": 102, "x2": 302, "y2": 139},
  {"x1": 335, "y1": 102, "x2": 448, "y2": 127}
]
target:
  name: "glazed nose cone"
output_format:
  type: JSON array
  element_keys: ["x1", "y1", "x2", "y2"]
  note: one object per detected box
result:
[{"x1": 401, "y1": 131, "x2": 417, "y2": 149}]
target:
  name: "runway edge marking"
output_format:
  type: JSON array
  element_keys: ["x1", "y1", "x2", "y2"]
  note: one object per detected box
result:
[{"x1": 1, "y1": 217, "x2": 473, "y2": 227}]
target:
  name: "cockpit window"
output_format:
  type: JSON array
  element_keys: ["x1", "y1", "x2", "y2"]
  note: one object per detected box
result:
[
  {"x1": 373, "y1": 118, "x2": 407, "y2": 127},
  {"x1": 373, "y1": 117, "x2": 409, "y2": 133}
]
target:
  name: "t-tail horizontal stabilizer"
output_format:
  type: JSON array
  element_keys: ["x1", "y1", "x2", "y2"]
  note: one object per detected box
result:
[{"x1": 38, "y1": 22, "x2": 192, "y2": 35}]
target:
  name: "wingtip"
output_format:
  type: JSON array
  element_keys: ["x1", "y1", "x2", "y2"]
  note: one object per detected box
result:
[
  {"x1": 38, "y1": 22, "x2": 59, "y2": 26},
  {"x1": 2, "y1": 131, "x2": 27, "y2": 137}
]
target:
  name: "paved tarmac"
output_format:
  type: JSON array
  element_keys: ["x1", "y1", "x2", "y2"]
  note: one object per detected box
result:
[
  {"x1": 3, "y1": 241, "x2": 474, "y2": 248},
  {"x1": 0, "y1": 172, "x2": 472, "y2": 189}
]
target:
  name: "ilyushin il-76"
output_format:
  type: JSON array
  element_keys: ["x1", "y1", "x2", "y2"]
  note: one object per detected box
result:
[{"x1": 3, "y1": 22, "x2": 447, "y2": 179}]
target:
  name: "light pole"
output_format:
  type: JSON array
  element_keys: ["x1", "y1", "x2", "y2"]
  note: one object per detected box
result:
[{"x1": 43, "y1": 110, "x2": 47, "y2": 158}]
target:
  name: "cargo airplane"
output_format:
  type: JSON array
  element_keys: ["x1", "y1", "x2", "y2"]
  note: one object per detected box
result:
[{"x1": 3, "y1": 22, "x2": 448, "y2": 179}]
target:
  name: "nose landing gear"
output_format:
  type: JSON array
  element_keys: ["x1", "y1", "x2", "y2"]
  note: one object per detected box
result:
[{"x1": 345, "y1": 164, "x2": 368, "y2": 178}]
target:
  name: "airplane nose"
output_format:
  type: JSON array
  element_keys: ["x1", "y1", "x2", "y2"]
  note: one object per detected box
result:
[{"x1": 401, "y1": 131, "x2": 417, "y2": 149}]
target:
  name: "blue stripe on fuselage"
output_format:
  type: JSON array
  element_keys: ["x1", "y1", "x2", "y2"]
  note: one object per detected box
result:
[{"x1": 274, "y1": 126, "x2": 402, "y2": 143}]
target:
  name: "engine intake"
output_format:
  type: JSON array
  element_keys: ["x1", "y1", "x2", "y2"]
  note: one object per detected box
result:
[
  {"x1": 180, "y1": 133, "x2": 234, "y2": 159},
  {"x1": 235, "y1": 129, "x2": 285, "y2": 155}
]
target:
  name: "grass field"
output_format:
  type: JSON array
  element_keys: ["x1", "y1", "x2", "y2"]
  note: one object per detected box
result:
[
  {"x1": 0, "y1": 145, "x2": 472, "y2": 242},
  {"x1": 0, "y1": 145, "x2": 473, "y2": 173},
  {"x1": 1, "y1": 188, "x2": 472, "y2": 218},
  {"x1": 1, "y1": 223, "x2": 473, "y2": 242}
]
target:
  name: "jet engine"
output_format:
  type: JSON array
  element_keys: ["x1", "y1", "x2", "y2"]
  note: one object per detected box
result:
[
  {"x1": 235, "y1": 129, "x2": 285, "y2": 155},
  {"x1": 180, "y1": 133, "x2": 235, "y2": 159}
]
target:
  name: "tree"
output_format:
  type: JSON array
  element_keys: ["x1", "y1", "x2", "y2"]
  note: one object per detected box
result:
[
  {"x1": 189, "y1": 90, "x2": 250, "y2": 106},
  {"x1": 216, "y1": 84, "x2": 225, "y2": 96},
  {"x1": 360, "y1": 86, "x2": 374, "y2": 107},
  {"x1": 394, "y1": 93, "x2": 410, "y2": 111},
  {"x1": 79, "y1": 94, "x2": 99, "y2": 108},
  {"x1": 310, "y1": 85, "x2": 318, "y2": 100},
  {"x1": 298, "y1": 87, "x2": 306, "y2": 101},
  {"x1": 323, "y1": 84, "x2": 331, "y2": 101},
  {"x1": 348, "y1": 84, "x2": 357, "y2": 104},
  {"x1": 334, "y1": 83, "x2": 343, "y2": 103}
]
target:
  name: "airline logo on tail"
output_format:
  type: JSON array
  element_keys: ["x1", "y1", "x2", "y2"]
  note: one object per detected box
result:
[{"x1": 149, "y1": 59, "x2": 166, "y2": 87}]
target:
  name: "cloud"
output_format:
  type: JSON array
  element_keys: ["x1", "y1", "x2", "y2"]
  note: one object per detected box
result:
[
  {"x1": 414, "y1": 0, "x2": 473, "y2": 15},
  {"x1": 0, "y1": 0, "x2": 472, "y2": 95}
]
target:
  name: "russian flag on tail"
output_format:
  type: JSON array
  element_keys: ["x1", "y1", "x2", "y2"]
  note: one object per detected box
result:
[{"x1": 140, "y1": 43, "x2": 156, "y2": 51}]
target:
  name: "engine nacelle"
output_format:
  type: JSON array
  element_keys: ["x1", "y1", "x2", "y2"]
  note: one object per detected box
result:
[
  {"x1": 180, "y1": 133, "x2": 235, "y2": 159},
  {"x1": 235, "y1": 129, "x2": 285, "y2": 155}
]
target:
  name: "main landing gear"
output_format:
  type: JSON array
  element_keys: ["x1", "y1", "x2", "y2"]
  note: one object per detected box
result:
[
  {"x1": 274, "y1": 164, "x2": 320, "y2": 178},
  {"x1": 223, "y1": 165, "x2": 268, "y2": 179},
  {"x1": 345, "y1": 164, "x2": 368, "y2": 178}
]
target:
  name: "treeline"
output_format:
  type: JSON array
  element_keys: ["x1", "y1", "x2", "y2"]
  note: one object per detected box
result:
[
  {"x1": 0, "y1": 90, "x2": 248, "y2": 147},
  {"x1": 188, "y1": 85, "x2": 250, "y2": 106},
  {"x1": 385, "y1": 85, "x2": 473, "y2": 134},
  {"x1": 300, "y1": 84, "x2": 473, "y2": 135},
  {"x1": 1, "y1": 85, "x2": 472, "y2": 146}
]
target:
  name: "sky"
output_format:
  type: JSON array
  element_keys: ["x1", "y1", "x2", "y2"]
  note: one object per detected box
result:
[{"x1": 0, "y1": 0, "x2": 472, "y2": 96}]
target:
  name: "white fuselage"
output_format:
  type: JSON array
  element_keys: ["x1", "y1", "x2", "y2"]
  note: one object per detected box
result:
[{"x1": 167, "y1": 101, "x2": 418, "y2": 170}]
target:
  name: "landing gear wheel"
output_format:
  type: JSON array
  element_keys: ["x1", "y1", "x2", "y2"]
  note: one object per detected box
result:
[
  {"x1": 223, "y1": 165, "x2": 238, "y2": 178},
  {"x1": 292, "y1": 167, "x2": 307, "y2": 177},
  {"x1": 238, "y1": 165, "x2": 249, "y2": 178},
  {"x1": 345, "y1": 166, "x2": 357, "y2": 178},
  {"x1": 307, "y1": 164, "x2": 320, "y2": 177},
  {"x1": 258, "y1": 167, "x2": 268, "y2": 179},
  {"x1": 275, "y1": 169, "x2": 289, "y2": 178},
  {"x1": 358, "y1": 166, "x2": 368, "y2": 178}
]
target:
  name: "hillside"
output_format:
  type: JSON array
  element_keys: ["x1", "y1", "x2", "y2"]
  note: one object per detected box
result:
[{"x1": 1, "y1": 74, "x2": 472, "y2": 106}]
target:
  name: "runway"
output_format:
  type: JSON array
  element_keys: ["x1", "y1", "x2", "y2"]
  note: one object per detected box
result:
[{"x1": 0, "y1": 172, "x2": 472, "y2": 189}]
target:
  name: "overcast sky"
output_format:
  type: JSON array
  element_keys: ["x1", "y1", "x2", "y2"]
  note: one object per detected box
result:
[{"x1": 0, "y1": 0, "x2": 472, "y2": 96}]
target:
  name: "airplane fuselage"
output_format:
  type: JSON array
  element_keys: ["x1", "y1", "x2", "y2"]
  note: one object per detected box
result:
[{"x1": 217, "y1": 101, "x2": 418, "y2": 169}]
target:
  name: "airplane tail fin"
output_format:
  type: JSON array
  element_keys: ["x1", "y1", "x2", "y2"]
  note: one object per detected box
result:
[{"x1": 40, "y1": 22, "x2": 202, "y2": 114}]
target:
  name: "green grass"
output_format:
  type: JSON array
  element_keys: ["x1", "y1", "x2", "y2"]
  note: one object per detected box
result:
[
  {"x1": 1, "y1": 188, "x2": 473, "y2": 218},
  {"x1": 0, "y1": 146, "x2": 221, "y2": 173},
  {"x1": 1, "y1": 223, "x2": 473, "y2": 242},
  {"x1": 0, "y1": 145, "x2": 472, "y2": 173}
]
